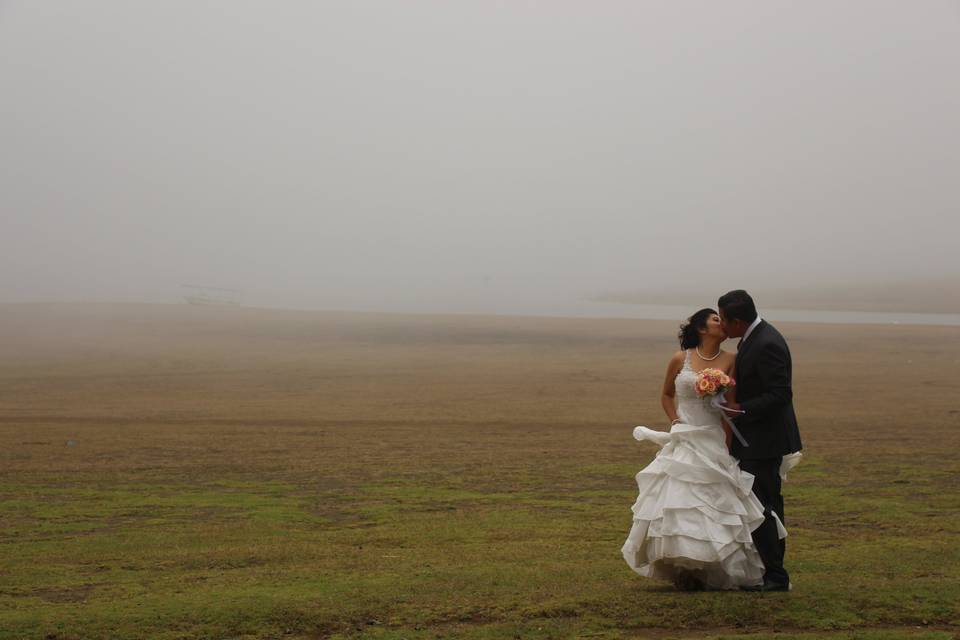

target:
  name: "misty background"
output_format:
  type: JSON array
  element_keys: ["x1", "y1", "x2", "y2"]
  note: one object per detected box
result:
[{"x1": 2, "y1": 1, "x2": 958, "y2": 316}]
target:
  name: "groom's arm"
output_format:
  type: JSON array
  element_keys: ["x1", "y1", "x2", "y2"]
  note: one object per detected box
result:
[{"x1": 740, "y1": 340, "x2": 793, "y2": 418}]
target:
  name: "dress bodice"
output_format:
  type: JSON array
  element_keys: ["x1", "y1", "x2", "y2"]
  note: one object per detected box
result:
[{"x1": 675, "y1": 350, "x2": 723, "y2": 427}]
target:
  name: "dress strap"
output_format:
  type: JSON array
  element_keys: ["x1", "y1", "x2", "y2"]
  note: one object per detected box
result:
[{"x1": 682, "y1": 349, "x2": 692, "y2": 370}]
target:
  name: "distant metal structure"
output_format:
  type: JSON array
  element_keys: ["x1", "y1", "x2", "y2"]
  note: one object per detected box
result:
[{"x1": 181, "y1": 285, "x2": 242, "y2": 306}]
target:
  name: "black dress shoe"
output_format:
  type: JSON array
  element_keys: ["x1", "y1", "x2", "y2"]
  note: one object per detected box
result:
[
  {"x1": 673, "y1": 571, "x2": 705, "y2": 591},
  {"x1": 741, "y1": 579, "x2": 792, "y2": 592}
]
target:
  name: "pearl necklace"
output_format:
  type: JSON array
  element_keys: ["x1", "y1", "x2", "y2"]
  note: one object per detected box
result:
[{"x1": 696, "y1": 346, "x2": 721, "y2": 361}]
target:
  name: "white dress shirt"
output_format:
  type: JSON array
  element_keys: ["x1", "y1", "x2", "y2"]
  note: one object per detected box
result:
[{"x1": 741, "y1": 315, "x2": 763, "y2": 346}]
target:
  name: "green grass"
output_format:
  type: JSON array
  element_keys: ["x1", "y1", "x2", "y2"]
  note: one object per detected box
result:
[
  {"x1": 2, "y1": 449, "x2": 958, "y2": 640},
  {"x1": 1, "y1": 305, "x2": 958, "y2": 638}
]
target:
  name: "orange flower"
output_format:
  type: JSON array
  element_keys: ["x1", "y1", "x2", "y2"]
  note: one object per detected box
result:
[{"x1": 695, "y1": 368, "x2": 734, "y2": 397}]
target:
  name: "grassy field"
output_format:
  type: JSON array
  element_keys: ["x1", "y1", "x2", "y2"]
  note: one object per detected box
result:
[{"x1": 0, "y1": 303, "x2": 958, "y2": 640}]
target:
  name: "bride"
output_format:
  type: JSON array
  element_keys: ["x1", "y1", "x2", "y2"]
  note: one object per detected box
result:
[{"x1": 621, "y1": 308, "x2": 784, "y2": 590}]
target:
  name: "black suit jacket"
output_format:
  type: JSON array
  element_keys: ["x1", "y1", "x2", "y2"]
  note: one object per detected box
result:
[{"x1": 731, "y1": 320, "x2": 803, "y2": 460}]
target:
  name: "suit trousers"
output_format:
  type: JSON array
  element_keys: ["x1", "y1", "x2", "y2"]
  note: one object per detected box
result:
[{"x1": 738, "y1": 456, "x2": 789, "y2": 585}]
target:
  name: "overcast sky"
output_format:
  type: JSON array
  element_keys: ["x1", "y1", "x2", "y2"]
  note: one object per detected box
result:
[{"x1": 2, "y1": 1, "x2": 958, "y2": 314}]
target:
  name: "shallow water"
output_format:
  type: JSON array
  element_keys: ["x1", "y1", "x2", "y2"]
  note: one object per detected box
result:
[
  {"x1": 563, "y1": 301, "x2": 960, "y2": 326},
  {"x1": 335, "y1": 299, "x2": 960, "y2": 326},
  {"x1": 246, "y1": 295, "x2": 960, "y2": 327}
]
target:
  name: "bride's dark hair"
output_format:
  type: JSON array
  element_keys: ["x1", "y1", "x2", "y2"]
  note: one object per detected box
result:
[{"x1": 678, "y1": 308, "x2": 717, "y2": 350}]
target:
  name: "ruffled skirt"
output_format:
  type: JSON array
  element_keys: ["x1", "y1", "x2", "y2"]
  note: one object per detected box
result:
[{"x1": 621, "y1": 421, "x2": 787, "y2": 590}]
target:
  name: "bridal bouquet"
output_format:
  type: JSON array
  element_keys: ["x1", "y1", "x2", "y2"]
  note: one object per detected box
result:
[
  {"x1": 698, "y1": 369, "x2": 749, "y2": 447},
  {"x1": 694, "y1": 368, "x2": 735, "y2": 398}
]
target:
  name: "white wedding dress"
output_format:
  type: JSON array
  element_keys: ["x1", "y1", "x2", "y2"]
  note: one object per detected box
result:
[{"x1": 621, "y1": 350, "x2": 788, "y2": 590}]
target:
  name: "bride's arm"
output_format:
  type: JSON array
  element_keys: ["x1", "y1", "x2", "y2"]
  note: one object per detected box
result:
[{"x1": 660, "y1": 351, "x2": 684, "y2": 426}]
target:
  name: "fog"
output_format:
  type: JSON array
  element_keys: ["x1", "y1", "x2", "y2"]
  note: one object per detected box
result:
[{"x1": 2, "y1": 1, "x2": 958, "y2": 315}]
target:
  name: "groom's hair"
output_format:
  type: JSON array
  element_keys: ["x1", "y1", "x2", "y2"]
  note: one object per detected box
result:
[{"x1": 718, "y1": 290, "x2": 758, "y2": 323}]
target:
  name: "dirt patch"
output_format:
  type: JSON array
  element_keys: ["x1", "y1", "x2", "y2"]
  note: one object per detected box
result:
[{"x1": 29, "y1": 583, "x2": 97, "y2": 603}]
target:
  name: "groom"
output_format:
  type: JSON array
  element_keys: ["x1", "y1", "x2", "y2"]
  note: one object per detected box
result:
[{"x1": 717, "y1": 290, "x2": 803, "y2": 592}]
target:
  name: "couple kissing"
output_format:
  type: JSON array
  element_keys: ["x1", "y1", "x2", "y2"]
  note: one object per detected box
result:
[{"x1": 622, "y1": 289, "x2": 803, "y2": 592}]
